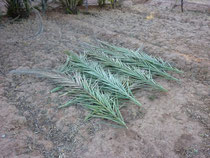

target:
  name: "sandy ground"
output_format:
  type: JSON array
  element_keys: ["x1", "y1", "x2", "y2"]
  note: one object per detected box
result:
[{"x1": 0, "y1": 0, "x2": 210, "y2": 158}]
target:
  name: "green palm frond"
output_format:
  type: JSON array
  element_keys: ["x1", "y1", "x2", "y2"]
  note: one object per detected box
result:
[
  {"x1": 74, "y1": 75, "x2": 126, "y2": 127},
  {"x1": 10, "y1": 41, "x2": 183, "y2": 128},
  {"x1": 84, "y1": 41, "x2": 182, "y2": 81},
  {"x1": 87, "y1": 51, "x2": 167, "y2": 92},
  {"x1": 10, "y1": 69, "x2": 127, "y2": 127},
  {"x1": 62, "y1": 51, "x2": 141, "y2": 106},
  {"x1": 98, "y1": 41, "x2": 182, "y2": 73}
]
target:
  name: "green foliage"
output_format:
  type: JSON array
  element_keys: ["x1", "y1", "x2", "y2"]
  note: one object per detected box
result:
[
  {"x1": 10, "y1": 42, "x2": 182, "y2": 127},
  {"x1": 60, "y1": 0, "x2": 80, "y2": 14},
  {"x1": 77, "y1": 0, "x2": 84, "y2": 6},
  {"x1": 108, "y1": 0, "x2": 115, "y2": 8},
  {"x1": 85, "y1": 41, "x2": 182, "y2": 81},
  {"x1": 41, "y1": 0, "x2": 48, "y2": 12},
  {"x1": 86, "y1": 51, "x2": 167, "y2": 92},
  {"x1": 98, "y1": 0, "x2": 118, "y2": 8},
  {"x1": 148, "y1": 94, "x2": 158, "y2": 101},
  {"x1": 98, "y1": 0, "x2": 106, "y2": 7},
  {"x1": 10, "y1": 70, "x2": 126, "y2": 127},
  {"x1": 5, "y1": 0, "x2": 31, "y2": 18},
  {"x1": 62, "y1": 51, "x2": 141, "y2": 106}
]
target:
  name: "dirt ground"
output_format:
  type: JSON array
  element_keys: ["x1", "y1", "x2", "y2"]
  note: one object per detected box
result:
[{"x1": 0, "y1": 0, "x2": 210, "y2": 158}]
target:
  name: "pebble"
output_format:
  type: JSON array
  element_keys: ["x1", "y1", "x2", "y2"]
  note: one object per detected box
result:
[{"x1": 1, "y1": 134, "x2": 6, "y2": 138}]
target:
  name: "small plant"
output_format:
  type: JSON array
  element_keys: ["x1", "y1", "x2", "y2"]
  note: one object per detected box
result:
[
  {"x1": 5, "y1": 0, "x2": 31, "y2": 18},
  {"x1": 60, "y1": 0, "x2": 80, "y2": 14},
  {"x1": 41, "y1": 0, "x2": 48, "y2": 12},
  {"x1": 98, "y1": 0, "x2": 106, "y2": 8},
  {"x1": 108, "y1": 0, "x2": 116, "y2": 8},
  {"x1": 77, "y1": 0, "x2": 83, "y2": 6},
  {"x1": 148, "y1": 95, "x2": 158, "y2": 101}
]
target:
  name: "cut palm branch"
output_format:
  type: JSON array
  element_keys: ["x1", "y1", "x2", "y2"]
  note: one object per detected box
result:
[
  {"x1": 62, "y1": 51, "x2": 141, "y2": 106},
  {"x1": 10, "y1": 69, "x2": 127, "y2": 127},
  {"x1": 100, "y1": 41, "x2": 182, "y2": 73},
  {"x1": 87, "y1": 51, "x2": 167, "y2": 92},
  {"x1": 83, "y1": 41, "x2": 182, "y2": 81}
]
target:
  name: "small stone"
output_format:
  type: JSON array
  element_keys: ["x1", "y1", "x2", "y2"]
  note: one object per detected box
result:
[{"x1": 1, "y1": 134, "x2": 6, "y2": 138}]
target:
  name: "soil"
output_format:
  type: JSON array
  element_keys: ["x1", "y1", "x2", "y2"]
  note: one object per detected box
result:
[{"x1": 0, "y1": 0, "x2": 210, "y2": 158}]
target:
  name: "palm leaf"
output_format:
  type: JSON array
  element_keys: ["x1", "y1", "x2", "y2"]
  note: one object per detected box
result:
[
  {"x1": 87, "y1": 51, "x2": 167, "y2": 91},
  {"x1": 83, "y1": 41, "x2": 182, "y2": 81},
  {"x1": 10, "y1": 69, "x2": 127, "y2": 127},
  {"x1": 62, "y1": 51, "x2": 141, "y2": 106}
]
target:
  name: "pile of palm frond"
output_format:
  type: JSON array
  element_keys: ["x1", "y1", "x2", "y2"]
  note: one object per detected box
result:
[
  {"x1": 11, "y1": 41, "x2": 182, "y2": 127},
  {"x1": 86, "y1": 50, "x2": 167, "y2": 92},
  {"x1": 84, "y1": 41, "x2": 182, "y2": 81},
  {"x1": 61, "y1": 51, "x2": 141, "y2": 106}
]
